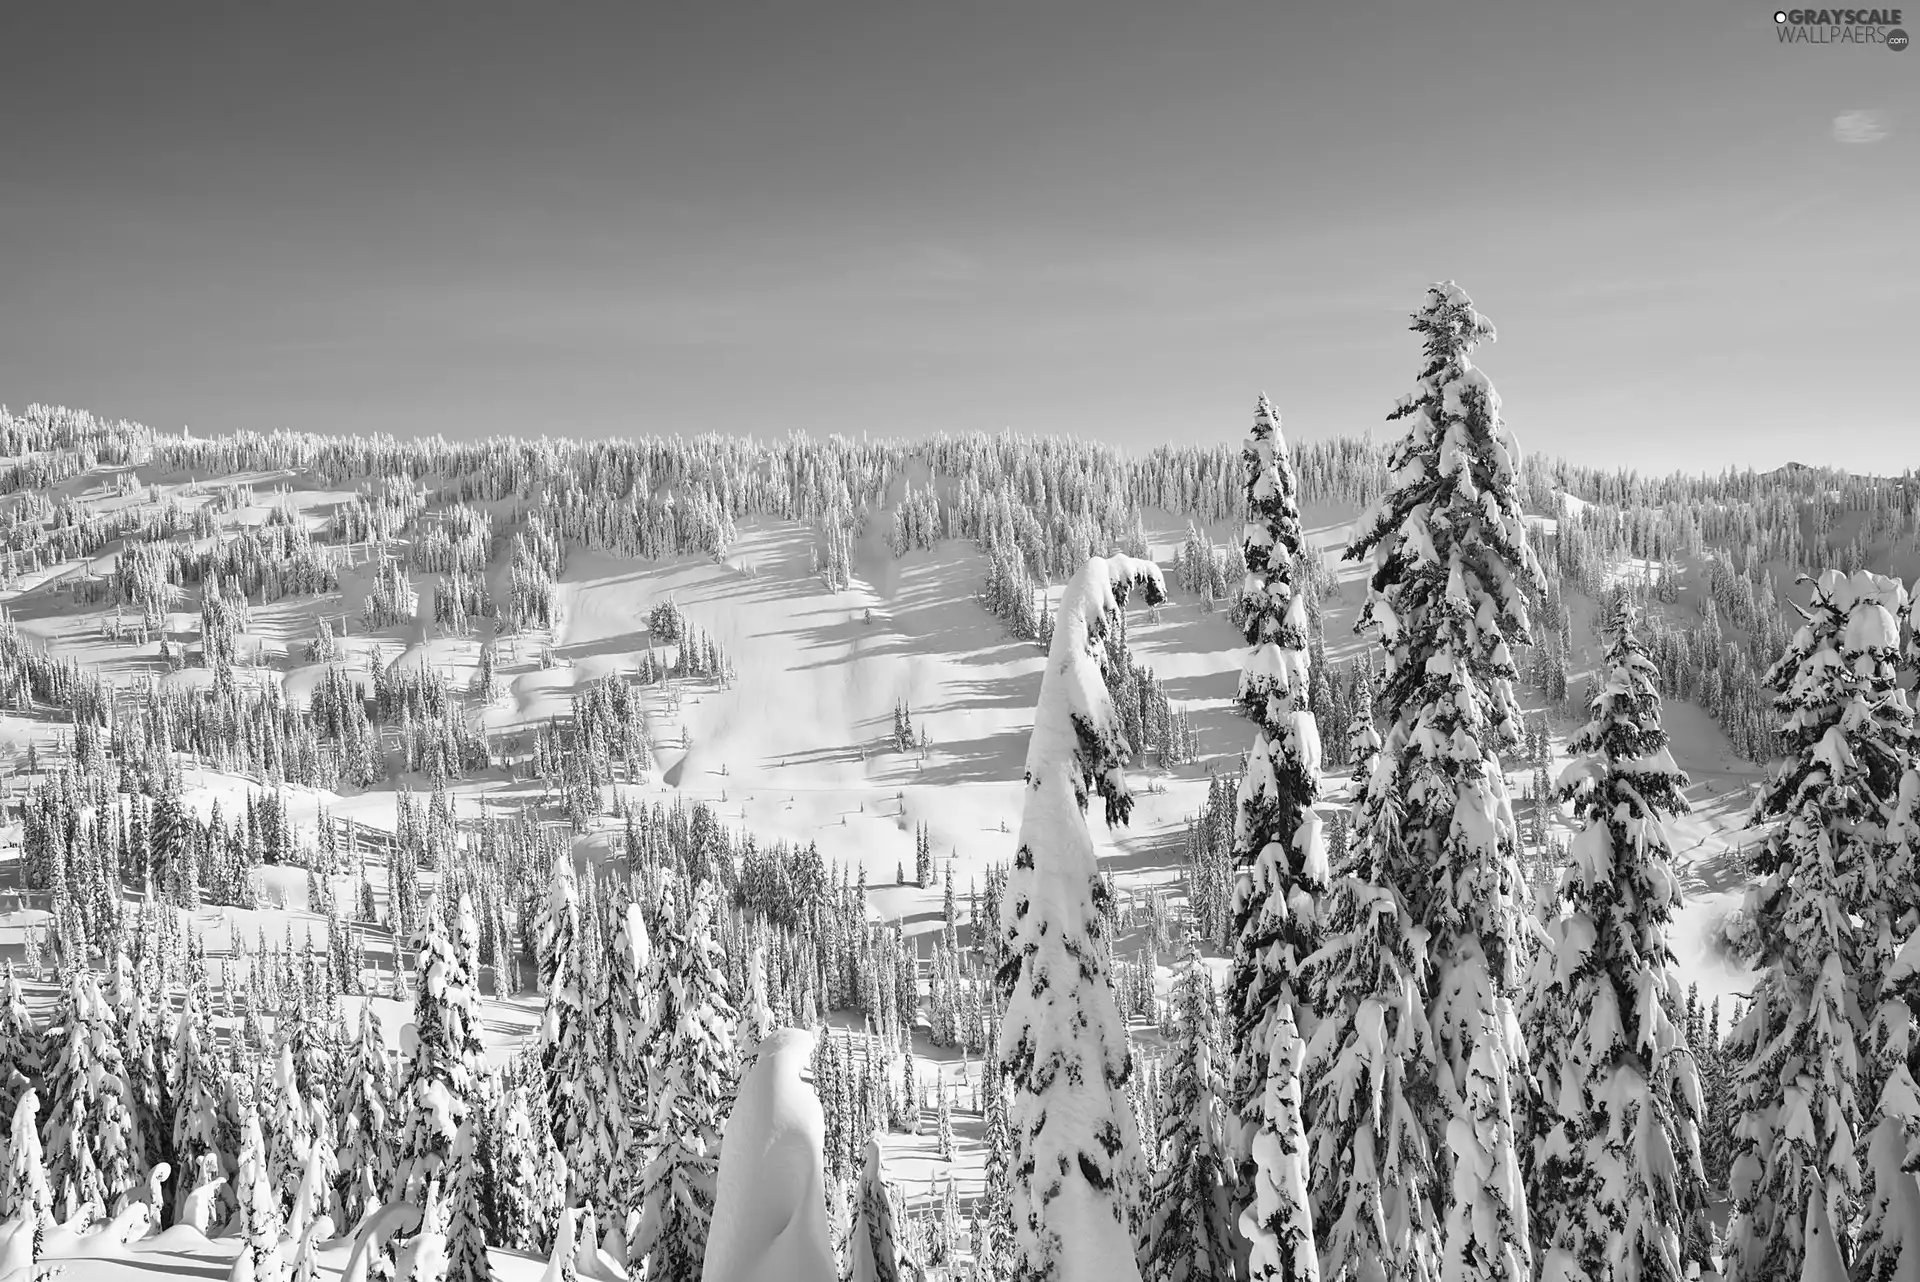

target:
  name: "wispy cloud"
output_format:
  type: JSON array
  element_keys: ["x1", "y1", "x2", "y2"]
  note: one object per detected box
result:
[{"x1": 1833, "y1": 109, "x2": 1890, "y2": 144}]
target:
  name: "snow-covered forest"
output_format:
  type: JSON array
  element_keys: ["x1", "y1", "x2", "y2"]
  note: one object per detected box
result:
[{"x1": 1, "y1": 281, "x2": 1919, "y2": 1282}]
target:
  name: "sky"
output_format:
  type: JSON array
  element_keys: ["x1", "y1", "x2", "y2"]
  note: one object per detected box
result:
[{"x1": 1, "y1": 0, "x2": 1914, "y2": 473}]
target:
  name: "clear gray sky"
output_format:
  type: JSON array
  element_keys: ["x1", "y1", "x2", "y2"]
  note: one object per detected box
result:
[{"x1": 2, "y1": 1, "x2": 1913, "y2": 471}]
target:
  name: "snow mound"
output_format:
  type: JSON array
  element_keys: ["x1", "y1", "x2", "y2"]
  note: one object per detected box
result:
[{"x1": 701, "y1": 1027, "x2": 834, "y2": 1282}]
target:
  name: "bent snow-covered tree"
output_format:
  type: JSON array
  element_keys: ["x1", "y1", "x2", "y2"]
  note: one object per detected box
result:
[
  {"x1": 848, "y1": 1137, "x2": 913, "y2": 1282},
  {"x1": 1226, "y1": 393, "x2": 1324, "y2": 1282},
  {"x1": 1525, "y1": 600, "x2": 1709, "y2": 1282},
  {"x1": 1725, "y1": 571, "x2": 1917, "y2": 1282},
  {"x1": 1310, "y1": 281, "x2": 1540, "y2": 1281},
  {"x1": 700, "y1": 1027, "x2": 834, "y2": 1282},
  {"x1": 996, "y1": 553, "x2": 1165, "y2": 1282}
]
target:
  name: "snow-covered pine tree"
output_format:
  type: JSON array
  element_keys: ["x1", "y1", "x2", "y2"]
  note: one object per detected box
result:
[
  {"x1": 740, "y1": 937, "x2": 778, "y2": 1066},
  {"x1": 495, "y1": 1082, "x2": 554, "y2": 1255},
  {"x1": 1725, "y1": 571, "x2": 1917, "y2": 1281},
  {"x1": 4, "y1": 1087, "x2": 53, "y2": 1257},
  {"x1": 444, "y1": 1118, "x2": 493, "y2": 1282},
  {"x1": 996, "y1": 553, "x2": 1165, "y2": 1282},
  {"x1": 42, "y1": 968, "x2": 142, "y2": 1221},
  {"x1": 1346, "y1": 669, "x2": 1381, "y2": 793},
  {"x1": 535, "y1": 850, "x2": 589, "y2": 1184},
  {"x1": 1311, "y1": 282, "x2": 1541, "y2": 1281},
  {"x1": 1226, "y1": 393, "x2": 1325, "y2": 1282},
  {"x1": 395, "y1": 894, "x2": 488, "y2": 1276},
  {"x1": 0, "y1": 961, "x2": 40, "y2": 1117},
  {"x1": 629, "y1": 879, "x2": 739, "y2": 1282},
  {"x1": 978, "y1": 1059, "x2": 1017, "y2": 1277},
  {"x1": 265, "y1": 1040, "x2": 313, "y2": 1219},
  {"x1": 236, "y1": 1098, "x2": 286, "y2": 1282},
  {"x1": 608, "y1": 901, "x2": 652, "y2": 1207},
  {"x1": 1853, "y1": 579, "x2": 1920, "y2": 1282},
  {"x1": 848, "y1": 1137, "x2": 912, "y2": 1282},
  {"x1": 336, "y1": 1000, "x2": 395, "y2": 1229},
  {"x1": 1860, "y1": 899, "x2": 1920, "y2": 1282},
  {"x1": 1524, "y1": 601, "x2": 1709, "y2": 1281},
  {"x1": 169, "y1": 987, "x2": 226, "y2": 1225},
  {"x1": 1144, "y1": 937, "x2": 1237, "y2": 1282}
]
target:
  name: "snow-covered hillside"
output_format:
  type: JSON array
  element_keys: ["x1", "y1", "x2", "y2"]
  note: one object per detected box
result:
[{"x1": 0, "y1": 393, "x2": 1913, "y2": 1281}]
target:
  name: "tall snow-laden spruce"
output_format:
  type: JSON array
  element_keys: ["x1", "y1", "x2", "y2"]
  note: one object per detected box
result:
[
  {"x1": 265, "y1": 1040, "x2": 313, "y2": 1219},
  {"x1": 170, "y1": 986, "x2": 225, "y2": 1224},
  {"x1": 396, "y1": 894, "x2": 490, "y2": 1282},
  {"x1": 235, "y1": 1097, "x2": 286, "y2": 1282},
  {"x1": 5, "y1": 1088, "x2": 53, "y2": 1258},
  {"x1": 336, "y1": 1000, "x2": 395, "y2": 1229},
  {"x1": 1724, "y1": 571, "x2": 1917, "y2": 1281},
  {"x1": 1524, "y1": 601, "x2": 1708, "y2": 1282},
  {"x1": 1227, "y1": 393, "x2": 1325, "y2": 1282},
  {"x1": 629, "y1": 879, "x2": 739, "y2": 1282},
  {"x1": 609, "y1": 901, "x2": 653, "y2": 1204},
  {"x1": 1868, "y1": 580, "x2": 1920, "y2": 1282},
  {"x1": 1348, "y1": 670, "x2": 1381, "y2": 794},
  {"x1": 536, "y1": 848, "x2": 588, "y2": 1193},
  {"x1": 995, "y1": 553, "x2": 1165, "y2": 1282},
  {"x1": 0, "y1": 962, "x2": 38, "y2": 1119},
  {"x1": 1145, "y1": 937, "x2": 1239, "y2": 1282},
  {"x1": 42, "y1": 969, "x2": 141, "y2": 1221},
  {"x1": 1310, "y1": 281, "x2": 1540, "y2": 1282}
]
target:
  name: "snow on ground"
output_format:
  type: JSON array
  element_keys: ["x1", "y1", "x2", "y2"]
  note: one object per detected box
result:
[{"x1": 0, "y1": 470, "x2": 1775, "y2": 1249}]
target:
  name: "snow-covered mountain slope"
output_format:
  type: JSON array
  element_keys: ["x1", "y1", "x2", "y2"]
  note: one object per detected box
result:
[{"x1": 0, "y1": 423, "x2": 1845, "y2": 1280}]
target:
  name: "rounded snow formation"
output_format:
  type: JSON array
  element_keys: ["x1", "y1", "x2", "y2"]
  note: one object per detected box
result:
[{"x1": 701, "y1": 1026, "x2": 834, "y2": 1282}]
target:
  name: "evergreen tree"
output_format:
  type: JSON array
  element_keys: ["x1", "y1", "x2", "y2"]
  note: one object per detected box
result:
[
  {"x1": 1524, "y1": 601, "x2": 1709, "y2": 1281},
  {"x1": 1725, "y1": 571, "x2": 1918, "y2": 1281},
  {"x1": 1312, "y1": 282, "x2": 1541, "y2": 1281},
  {"x1": 494, "y1": 1082, "x2": 554, "y2": 1254},
  {"x1": 0, "y1": 961, "x2": 40, "y2": 1117},
  {"x1": 609, "y1": 902, "x2": 653, "y2": 1212},
  {"x1": 536, "y1": 851, "x2": 588, "y2": 1180},
  {"x1": 740, "y1": 937, "x2": 778, "y2": 1066},
  {"x1": 1347, "y1": 668, "x2": 1381, "y2": 792},
  {"x1": 1226, "y1": 393, "x2": 1325, "y2": 1282},
  {"x1": 978, "y1": 1061, "x2": 1017, "y2": 1278},
  {"x1": 4, "y1": 1088, "x2": 53, "y2": 1257},
  {"x1": 629, "y1": 880, "x2": 739, "y2": 1282},
  {"x1": 170, "y1": 987, "x2": 226, "y2": 1225},
  {"x1": 395, "y1": 894, "x2": 489, "y2": 1277},
  {"x1": 996, "y1": 554, "x2": 1164, "y2": 1282},
  {"x1": 1144, "y1": 938, "x2": 1238, "y2": 1282},
  {"x1": 236, "y1": 1099, "x2": 286, "y2": 1282},
  {"x1": 1861, "y1": 879, "x2": 1920, "y2": 1282},
  {"x1": 42, "y1": 969, "x2": 142, "y2": 1220},
  {"x1": 264, "y1": 1041, "x2": 313, "y2": 1219},
  {"x1": 848, "y1": 1137, "x2": 913, "y2": 1282},
  {"x1": 336, "y1": 1001, "x2": 395, "y2": 1229},
  {"x1": 445, "y1": 1118, "x2": 493, "y2": 1282}
]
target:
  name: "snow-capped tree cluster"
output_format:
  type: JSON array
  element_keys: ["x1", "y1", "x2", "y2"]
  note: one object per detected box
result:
[{"x1": 3, "y1": 276, "x2": 1920, "y2": 1282}]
